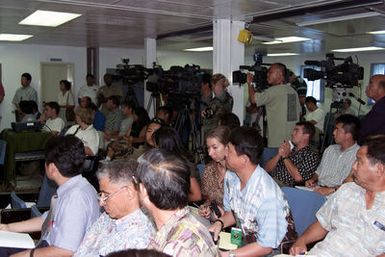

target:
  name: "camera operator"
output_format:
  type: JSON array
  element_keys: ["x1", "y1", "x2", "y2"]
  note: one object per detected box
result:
[
  {"x1": 202, "y1": 73, "x2": 233, "y2": 135},
  {"x1": 248, "y1": 63, "x2": 301, "y2": 147}
]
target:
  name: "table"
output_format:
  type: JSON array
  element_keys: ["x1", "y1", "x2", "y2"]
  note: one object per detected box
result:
[{"x1": 1, "y1": 129, "x2": 53, "y2": 185}]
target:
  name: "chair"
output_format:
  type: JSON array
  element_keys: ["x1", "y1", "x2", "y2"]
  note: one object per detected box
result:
[
  {"x1": 260, "y1": 147, "x2": 278, "y2": 168},
  {"x1": 10, "y1": 191, "x2": 27, "y2": 209},
  {"x1": 281, "y1": 187, "x2": 326, "y2": 236},
  {"x1": 196, "y1": 163, "x2": 205, "y2": 180}
]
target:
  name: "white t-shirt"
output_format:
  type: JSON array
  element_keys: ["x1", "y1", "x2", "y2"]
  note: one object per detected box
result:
[
  {"x1": 78, "y1": 85, "x2": 99, "y2": 104},
  {"x1": 305, "y1": 107, "x2": 325, "y2": 132},
  {"x1": 43, "y1": 117, "x2": 65, "y2": 133},
  {"x1": 58, "y1": 91, "x2": 75, "y2": 106},
  {"x1": 65, "y1": 124, "x2": 99, "y2": 155}
]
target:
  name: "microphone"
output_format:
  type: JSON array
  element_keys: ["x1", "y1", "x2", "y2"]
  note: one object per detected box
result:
[{"x1": 349, "y1": 93, "x2": 366, "y2": 105}]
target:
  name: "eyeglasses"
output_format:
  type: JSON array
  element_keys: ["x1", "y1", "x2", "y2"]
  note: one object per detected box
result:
[
  {"x1": 132, "y1": 175, "x2": 140, "y2": 190},
  {"x1": 98, "y1": 186, "x2": 127, "y2": 203}
]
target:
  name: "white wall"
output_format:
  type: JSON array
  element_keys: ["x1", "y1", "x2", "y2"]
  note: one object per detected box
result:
[{"x1": 0, "y1": 43, "x2": 87, "y2": 130}]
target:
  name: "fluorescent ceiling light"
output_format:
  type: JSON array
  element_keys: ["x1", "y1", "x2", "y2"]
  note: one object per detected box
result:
[
  {"x1": 262, "y1": 36, "x2": 311, "y2": 45},
  {"x1": 267, "y1": 53, "x2": 299, "y2": 57},
  {"x1": 183, "y1": 46, "x2": 213, "y2": 52},
  {"x1": 0, "y1": 34, "x2": 33, "y2": 41},
  {"x1": 297, "y1": 12, "x2": 380, "y2": 27},
  {"x1": 368, "y1": 30, "x2": 385, "y2": 34},
  {"x1": 332, "y1": 46, "x2": 384, "y2": 52},
  {"x1": 19, "y1": 10, "x2": 81, "y2": 27}
]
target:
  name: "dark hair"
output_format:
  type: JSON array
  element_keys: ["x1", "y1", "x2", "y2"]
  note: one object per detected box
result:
[
  {"x1": 19, "y1": 100, "x2": 34, "y2": 114},
  {"x1": 296, "y1": 121, "x2": 316, "y2": 139},
  {"x1": 60, "y1": 80, "x2": 71, "y2": 91},
  {"x1": 335, "y1": 114, "x2": 361, "y2": 141},
  {"x1": 305, "y1": 96, "x2": 317, "y2": 105},
  {"x1": 137, "y1": 148, "x2": 190, "y2": 210},
  {"x1": 362, "y1": 134, "x2": 385, "y2": 165},
  {"x1": 156, "y1": 106, "x2": 173, "y2": 123},
  {"x1": 45, "y1": 135, "x2": 85, "y2": 177},
  {"x1": 21, "y1": 73, "x2": 32, "y2": 81},
  {"x1": 229, "y1": 127, "x2": 264, "y2": 165},
  {"x1": 206, "y1": 126, "x2": 230, "y2": 146},
  {"x1": 107, "y1": 95, "x2": 120, "y2": 107},
  {"x1": 134, "y1": 107, "x2": 150, "y2": 129},
  {"x1": 45, "y1": 101, "x2": 60, "y2": 115},
  {"x1": 153, "y1": 126, "x2": 192, "y2": 161},
  {"x1": 89, "y1": 102, "x2": 98, "y2": 112},
  {"x1": 202, "y1": 73, "x2": 212, "y2": 89},
  {"x1": 106, "y1": 249, "x2": 171, "y2": 257},
  {"x1": 86, "y1": 73, "x2": 95, "y2": 79},
  {"x1": 122, "y1": 101, "x2": 136, "y2": 110},
  {"x1": 218, "y1": 113, "x2": 240, "y2": 129},
  {"x1": 97, "y1": 160, "x2": 138, "y2": 184}
]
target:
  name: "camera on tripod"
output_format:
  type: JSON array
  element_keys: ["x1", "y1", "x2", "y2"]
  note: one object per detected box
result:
[
  {"x1": 113, "y1": 58, "x2": 150, "y2": 84},
  {"x1": 232, "y1": 51, "x2": 270, "y2": 92},
  {"x1": 303, "y1": 53, "x2": 364, "y2": 88}
]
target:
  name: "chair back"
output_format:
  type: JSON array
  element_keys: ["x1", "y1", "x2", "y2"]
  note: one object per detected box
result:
[
  {"x1": 260, "y1": 147, "x2": 278, "y2": 168},
  {"x1": 10, "y1": 191, "x2": 27, "y2": 209},
  {"x1": 0, "y1": 139, "x2": 6, "y2": 166},
  {"x1": 282, "y1": 187, "x2": 326, "y2": 236}
]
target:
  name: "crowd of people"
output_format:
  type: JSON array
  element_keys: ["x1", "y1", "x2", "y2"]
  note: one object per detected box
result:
[{"x1": 1, "y1": 67, "x2": 385, "y2": 257}]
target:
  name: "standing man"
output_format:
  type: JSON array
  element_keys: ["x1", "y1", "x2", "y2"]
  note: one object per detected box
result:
[
  {"x1": 210, "y1": 127, "x2": 296, "y2": 256},
  {"x1": 78, "y1": 74, "x2": 99, "y2": 105},
  {"x1": 97, "y1": 73, "x2": 123, "y2": 116},
  {"x1": 13, "y1": 73, "x2": 38, "y2": 121},
  {"x1": 248, "y1": 63, "x2": 301, "y2": 147},
  {"x1": 104, "y1": 96, "x2": 123, "y2": 141},
  {"x1": 0, "y1": 135, "x2": 100, "y2": 256},
  {"x1": 360, "y1": 74, "x2": 385, "y2": 141},
  {"x1": 290, "y1": 134, "x2": 385, "y2": 257},
  {"x1": 306, "y1": 114, "x2": 360, "y2": 195},
  {"x1": 136, "y1": 149, "x2": 219, "y2": 257},
  {"x1": 265, "y1": 121, "x2": 319, "y2": 187}
]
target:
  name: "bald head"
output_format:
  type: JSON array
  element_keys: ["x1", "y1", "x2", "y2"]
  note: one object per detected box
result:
[
  {"x1": 366, "y1": 75, "x2": 385, "y2": 101},
  {"x1": 267, "y1": 63, "x2": 287, "y2": 86}
]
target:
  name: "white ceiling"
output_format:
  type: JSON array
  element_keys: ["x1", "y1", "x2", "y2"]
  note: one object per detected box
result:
[{"x1": 1, "y1": 0, "x2": 385, "y2": 54}]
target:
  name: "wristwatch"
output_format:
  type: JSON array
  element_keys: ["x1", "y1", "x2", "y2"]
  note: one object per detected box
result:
[{"x1": 229, "y1": 250, "x2": 236, "y2": 257}]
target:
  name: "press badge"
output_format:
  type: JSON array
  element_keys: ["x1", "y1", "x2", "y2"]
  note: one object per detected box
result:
[{"x1": 230, "y1": 227, "x2": 243, "y2": 247}]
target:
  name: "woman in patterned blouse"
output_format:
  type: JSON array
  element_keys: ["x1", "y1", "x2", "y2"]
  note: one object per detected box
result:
[{"x1": 198, "y1": 126, "x2": 230, "y2": 221}]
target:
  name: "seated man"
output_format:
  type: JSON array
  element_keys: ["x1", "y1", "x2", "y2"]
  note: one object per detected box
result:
[
  {"x1": 74, "y1": 160, "x2": 155, "y2": 257},
  {"x1": 265, "y1": 121, "x2": 320, "y2": 187},
  {"x1": 0, "y1": 135, "x2": 100, "y2": 257},
  {"x1": 290, "y1": 134, "x2": 385, "y2": 257},
  {"x1": 136, "y1": 149, "x2": 219, "y2": 257},
  {"x1": 210, "y1": 127, "x2": 297, "y2": 256},
  {"x1": 41, "y1": 101, "x2": 65, "y2": 135},
  {"x1": 104, "y1": 95, "x2": 123, "y2": 141},
  {"x1": 304, "y1": 96, "x2": 325, "y2": 147},
  {"x1": 306, "y1": 114, "x2": 360, "y2": 195}
]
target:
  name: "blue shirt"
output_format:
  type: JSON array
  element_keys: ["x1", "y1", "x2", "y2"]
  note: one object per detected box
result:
[
  {"x1": 223, "y1": 166, "x2": 288, "y2": 248},
  {"x1": 41, "y1": 175, "x2": 100, "y2": 252},
  {"x1": 93, "y1": 111, "x2": 106, "y2": 131}
]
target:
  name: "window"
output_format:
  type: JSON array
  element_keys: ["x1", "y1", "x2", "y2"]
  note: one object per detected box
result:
[{"x1": 301, "y1": 65, "x2": 325, "y2": 102}]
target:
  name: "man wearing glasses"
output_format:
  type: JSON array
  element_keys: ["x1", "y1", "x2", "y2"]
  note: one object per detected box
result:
[
  {"x1": 74, "y1": 160, "x2": 154, "y2": 257},
  {"x1": 136, "y1": 149, "x2": 219, "y2": 257},
  {"x1": 0, "y1": 136, "x2": 100, "y2": 257}
]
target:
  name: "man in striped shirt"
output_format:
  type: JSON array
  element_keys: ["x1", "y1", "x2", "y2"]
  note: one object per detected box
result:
[{"x1": 305, "y1": 114, "x2": 360, "y2": 195}]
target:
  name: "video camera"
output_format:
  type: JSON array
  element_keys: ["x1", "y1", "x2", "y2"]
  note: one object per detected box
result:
[
  {"x1": 113, "y1": 58, "x2": 150, "y2": 84},
  {"x1": 233, "y1": 52, "x2": 269, "y2": 91},
  {"x1": 303, "y1": 53, "x2": 364, "y2": 88}
]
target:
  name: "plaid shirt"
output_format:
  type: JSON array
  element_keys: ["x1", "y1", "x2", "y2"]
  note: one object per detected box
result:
[
  {"x1": 149, "y1": 207, "x2": 219, "y2": 257},
  {"x1": 223, "y1": 166, "x2": 289, "y2": 248}
]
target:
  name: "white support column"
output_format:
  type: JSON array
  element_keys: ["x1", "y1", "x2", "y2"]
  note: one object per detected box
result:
[
  {"x1": 144, "y1": 38, "x2": 156, "y2": 118},
  {"x1": 213, "y1": 19, "x2": 245, "y2": 124}
]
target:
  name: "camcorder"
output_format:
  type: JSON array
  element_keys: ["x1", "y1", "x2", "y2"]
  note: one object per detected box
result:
[
  {"x1": 233, "y1": 52, "x2": 269, "y2": 92},
  {"x1": 303, "y1": 53, "x2": 364, "y2": 88},
  {"x1": 146, "y1": 63, "x2": 205, "y2": 110},
  {"x1": 113, "y1": 58, "x2": 150, "y2": 84}
]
